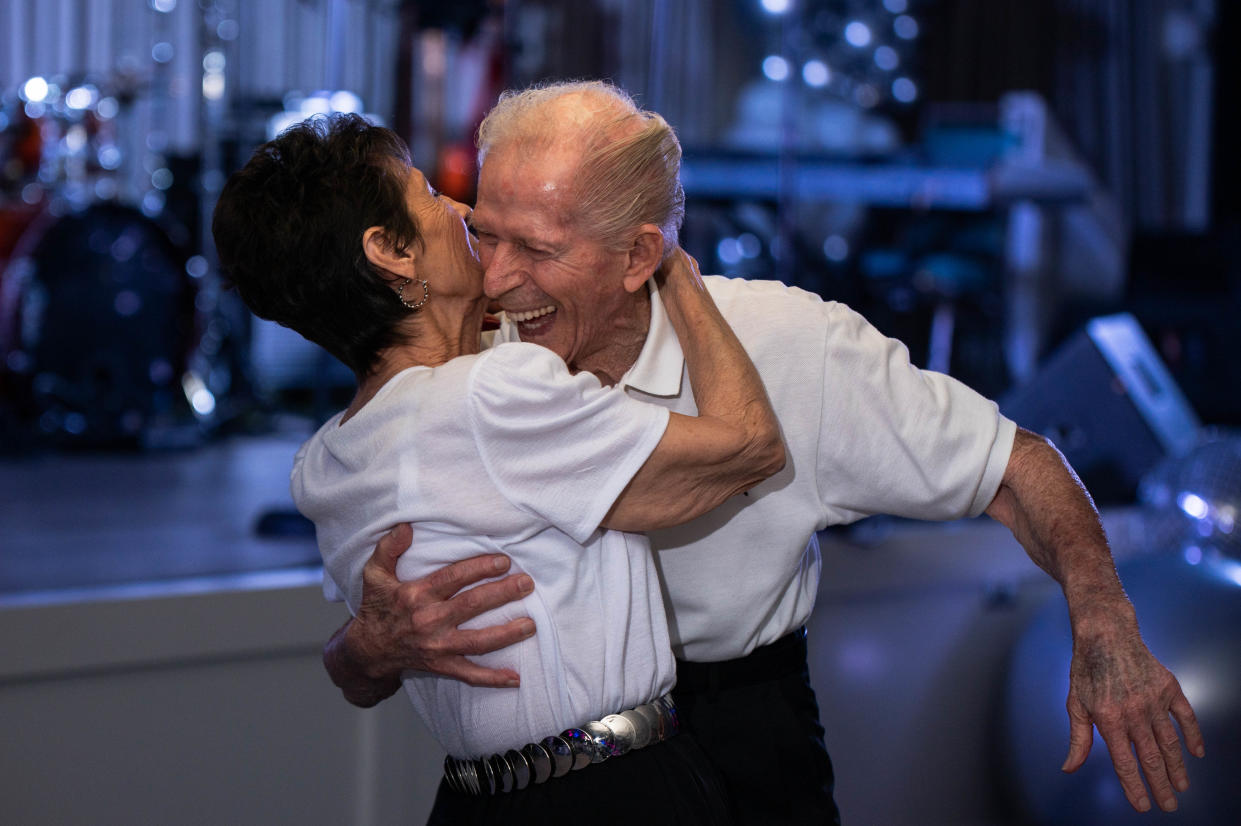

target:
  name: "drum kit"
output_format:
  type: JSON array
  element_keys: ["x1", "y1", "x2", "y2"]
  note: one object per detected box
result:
[{"x1": 0, "y1": 72, "x2": 227, "y2": 451}]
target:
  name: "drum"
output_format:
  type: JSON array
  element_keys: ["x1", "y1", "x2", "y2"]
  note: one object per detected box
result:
[{"x1": 0, "y1": 201, "x2": 201, "y2": 449}]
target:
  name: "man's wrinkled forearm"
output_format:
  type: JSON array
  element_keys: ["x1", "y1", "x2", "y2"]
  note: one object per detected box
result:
[
  {"x1": 986, "y1": 429, "x2": 1203, "y2": 813},
  {"x1": 986, "y1": 428, "x2": 1129, "y2": 608}
]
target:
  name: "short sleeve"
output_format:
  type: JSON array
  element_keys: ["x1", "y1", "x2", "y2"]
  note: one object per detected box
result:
[
  {"x1": 814, "y1": 303, "x2": 1016, "y2": 521},
  {"x1": 468, "y1": 343, "x2": 670, "y2": 543}
]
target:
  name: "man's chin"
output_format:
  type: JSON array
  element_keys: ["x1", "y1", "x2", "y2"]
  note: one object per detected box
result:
[{"x1": 515, "y1": 330, "x2": 571, "y2": 366}]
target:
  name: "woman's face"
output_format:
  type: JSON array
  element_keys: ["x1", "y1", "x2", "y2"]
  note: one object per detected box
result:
[{"x1": 401, "y1": 164, "x2": 483, "y2": 299}]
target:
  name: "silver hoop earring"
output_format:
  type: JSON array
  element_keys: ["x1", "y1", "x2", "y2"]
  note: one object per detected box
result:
[{"x1": 398, "y1": 278, "x2": 429, "y2": 310}]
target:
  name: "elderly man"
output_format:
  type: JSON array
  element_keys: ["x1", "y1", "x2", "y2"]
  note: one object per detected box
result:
[{"x1": 323, "y1": 81, "x2": 1202, "y2": 823}]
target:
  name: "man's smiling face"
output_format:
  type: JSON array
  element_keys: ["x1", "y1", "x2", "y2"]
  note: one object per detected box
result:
[{"x1": 472, "y1": 142, "x2": 641, "y2": 376}]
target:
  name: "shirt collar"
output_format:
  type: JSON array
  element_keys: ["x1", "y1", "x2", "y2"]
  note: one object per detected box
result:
[
  {"x1": 494, "y1": 281, "x2": 686, "y2": 397},
  {"x1": 619, "y1": 281, "x2": 685, "y2": 397}
]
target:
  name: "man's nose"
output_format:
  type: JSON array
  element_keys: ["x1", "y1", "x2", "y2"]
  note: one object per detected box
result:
[{"x1": 483, "y1": 243, "x2": 525, "y2": 299}]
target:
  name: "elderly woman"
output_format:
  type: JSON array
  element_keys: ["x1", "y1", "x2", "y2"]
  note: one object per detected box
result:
[{"x1": 211, "y1": 113, "x2": 781, "y2": 823}]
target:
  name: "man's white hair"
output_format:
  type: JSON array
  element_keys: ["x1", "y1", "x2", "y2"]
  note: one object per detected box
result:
[{"x1": 476, "y1": 80, "x2": 684, "y2": 256}]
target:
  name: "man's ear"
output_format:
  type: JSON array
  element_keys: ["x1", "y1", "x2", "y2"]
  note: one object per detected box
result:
[
  {"x1": 362, "y1": 226, "x2": 415, "y2": 280},
  {"x1": 621, "y1": 224, "x2": 665, "y2": 293}
]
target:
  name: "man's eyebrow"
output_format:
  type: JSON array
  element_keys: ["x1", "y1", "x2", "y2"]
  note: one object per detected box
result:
[
  {"x1": 512, "y1": 234, "x2": 553, "y2": 252},
  {"x1": 466, "y1": 218, "x2": 558, "y2": 251}
]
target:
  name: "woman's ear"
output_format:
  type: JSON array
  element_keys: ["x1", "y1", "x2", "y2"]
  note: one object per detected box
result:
[
  {"x1": 363, "y1": 226, "x2": 415, "y2": 280},
  {"x1": 620, "y1": 223, "x2": 665, "y2": 293}
]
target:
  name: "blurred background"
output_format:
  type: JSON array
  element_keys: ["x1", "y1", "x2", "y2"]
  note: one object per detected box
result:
[{"x1": 1, "y1": 1, "x2": 1238, "y2": 824}]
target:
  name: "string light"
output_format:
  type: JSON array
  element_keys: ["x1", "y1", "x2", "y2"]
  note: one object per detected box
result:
[
  {"x1": 753, "y1": 1, "x2": 923, "y2": 110},
  {"x1": 803, "y1": 59, "x2": 831, "y2": 87},
  {"x1": 874, "y1": 45, "x2": 899, "y2": 71},
  {"x1": 20, "y1": 76, "x2": 49, "y2": 102},
  {"x1": 844, "y1": 21, "x2": 873, "y2": 48},
  {"x1": 892, "y1": 76, "x2": 918, "y2": 103},
  {"x1": 762, "y1": 55, "x2": 791, "y2": 82}
]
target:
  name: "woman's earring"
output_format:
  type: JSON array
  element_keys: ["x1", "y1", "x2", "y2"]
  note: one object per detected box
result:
[{"x1": 398, "y1": 278, "x2": 429, "y2": 310}]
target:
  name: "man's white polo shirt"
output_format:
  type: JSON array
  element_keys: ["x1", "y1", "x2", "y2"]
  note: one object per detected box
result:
[{"x1": 498, "y1": 276, "x2": 1016, "y2": 663}]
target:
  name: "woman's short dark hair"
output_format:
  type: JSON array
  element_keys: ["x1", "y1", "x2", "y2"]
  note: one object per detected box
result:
[{"x1": 211, "y1": 113, "x2": 420, "y2": 376}]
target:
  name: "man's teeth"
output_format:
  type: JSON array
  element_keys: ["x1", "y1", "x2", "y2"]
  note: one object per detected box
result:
[{"x1": 509, "y1": 306, "x2": 556, "y2": 323}]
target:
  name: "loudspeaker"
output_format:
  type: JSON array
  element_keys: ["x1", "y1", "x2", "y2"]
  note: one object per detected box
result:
[{"x1": 1000, "y1": 313, "x2": 1200, "y2": 504}]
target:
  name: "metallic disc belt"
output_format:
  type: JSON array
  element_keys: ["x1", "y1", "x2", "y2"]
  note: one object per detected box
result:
[{"x1": 443, "y1": 694, "x2": 679, "y2": 796}]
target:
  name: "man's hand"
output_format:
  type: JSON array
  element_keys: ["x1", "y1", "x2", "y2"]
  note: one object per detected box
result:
[
  {"x1": 323, "y1": 523, "x2": 536, "y2": 706},
  {"x1": 1060, "y1": 605, "x2": 1204, "y2": 813}
]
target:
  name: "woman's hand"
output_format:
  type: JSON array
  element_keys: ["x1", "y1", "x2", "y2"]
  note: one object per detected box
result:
[{"x1": 653, "y1": 246, "x2": 707, "y2": 296}]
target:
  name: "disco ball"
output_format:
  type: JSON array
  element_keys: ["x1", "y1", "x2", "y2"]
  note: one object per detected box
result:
[{"x1": 1138, "y1": 434, "x2": 1241, "y2": 563}]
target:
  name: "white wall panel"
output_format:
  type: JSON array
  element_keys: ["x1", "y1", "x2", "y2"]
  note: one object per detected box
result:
[{"x1": 0, "y1": 581, "x2": 442, "y2": 825}]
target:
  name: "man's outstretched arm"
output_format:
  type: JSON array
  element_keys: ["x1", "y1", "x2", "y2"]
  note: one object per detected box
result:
[
  {"x1": 323, "y1": 523, "x2": 536, "y2": 707},
  {"x1": 985, "y1": 427, "x2": 1205, "y2": 813}
]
